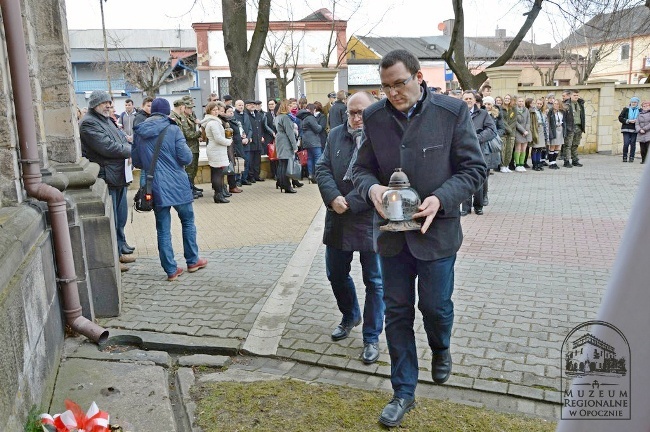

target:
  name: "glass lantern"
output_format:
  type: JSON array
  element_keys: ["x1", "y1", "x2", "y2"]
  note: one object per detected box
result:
[{"x1": 380, "y1": 168, "x2": 422, "y2": 231}]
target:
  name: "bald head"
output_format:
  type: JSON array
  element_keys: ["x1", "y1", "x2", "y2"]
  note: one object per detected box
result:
[{"x1": 347, "y1": 92, "x2": 375, "y2": 130}]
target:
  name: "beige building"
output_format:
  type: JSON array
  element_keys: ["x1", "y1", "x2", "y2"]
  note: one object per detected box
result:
[{"x1": 560, "y1": 5, "x2": 650, "y2": 84}]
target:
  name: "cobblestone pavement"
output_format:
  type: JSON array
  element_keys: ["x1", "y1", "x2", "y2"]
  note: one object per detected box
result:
[{"x1": 103, "y1": 154, "x2": 644, "y2": 406}]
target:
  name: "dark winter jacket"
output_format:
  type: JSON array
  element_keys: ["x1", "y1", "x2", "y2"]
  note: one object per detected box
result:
[
  {"x1": 245, "y1": 110, "x2": 263, "y2": 152},
  {"x1": 547, "y1": 108, "x2": 567, "y2": 142},
  {"x1": 132, "y1": 114, "x2": 193, "y2": 207},
  {"x1": 328, "y1": 100, "x2": 347, "y2": 130},
  {"x1": 315, "y1": 124, "x2": 373, "y2": 252},
  {"x1": 133, "y1": 109, "x2": 150, "y2": 128},
  {"x1": 297, "y1": 109, "x2": 324, "y2": 149},
  {"x1": 619, "y1": 107, "x2": 639, "y2": 133},
  {"x1": 353, "y1": 84, "x2": 487, "y2": 260},
  {"x1": 228, "y1": 117, "x2": 246, "y2": 158},
  {"x1": 80, "y1": 109, "x2": 131, "y2": 188},
  {"x1": 315, "y1": 112, "x2": 328, "y2": 147},
  {"x1": 470, "y1": 106, "x2": 497, "y2": 144},
  {"x1": 234, "y1": 110, "x2": 253, "y2": 151}
]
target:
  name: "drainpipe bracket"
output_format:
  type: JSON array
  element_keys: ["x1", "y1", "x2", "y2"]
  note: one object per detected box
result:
[
  {"x1": 19, "y1": 158, "x2": 41, "y2": 164},
  {"x1": 56, "y1": 277, "x2": 78, "y2": 283}
]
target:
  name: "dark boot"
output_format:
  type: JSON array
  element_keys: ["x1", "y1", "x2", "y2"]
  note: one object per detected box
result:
[{"x1": 213, "y1": 193, "x2": 230, "y2": 203}]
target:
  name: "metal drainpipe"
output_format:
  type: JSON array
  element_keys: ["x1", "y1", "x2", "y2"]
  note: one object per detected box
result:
[{"x1": 1, "y1": 0, "x2": 108, "y2": 344}]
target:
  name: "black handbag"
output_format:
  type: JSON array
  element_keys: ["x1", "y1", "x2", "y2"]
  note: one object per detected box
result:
[{"x1": 134, "y1": 125, "x2": 170, "y2": 212}]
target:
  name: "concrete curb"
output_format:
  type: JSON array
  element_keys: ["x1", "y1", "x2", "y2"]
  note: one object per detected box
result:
[{"x1": 242, "y1": 204, "x2": 327, "y2": 356}]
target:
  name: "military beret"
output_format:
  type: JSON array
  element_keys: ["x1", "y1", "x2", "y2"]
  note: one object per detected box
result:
[{"x1": 173, "y1": 99, "x2": 186, "y2": 107}]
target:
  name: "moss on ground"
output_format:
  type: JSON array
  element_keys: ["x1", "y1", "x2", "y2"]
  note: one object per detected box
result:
[{"x1": 194, "y1": 379, "x2": 556, "y2": 431}]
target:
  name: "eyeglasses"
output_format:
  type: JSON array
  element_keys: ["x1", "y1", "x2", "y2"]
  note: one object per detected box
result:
[
  {"x1": 347, "y1": 110, "x2": 363, "y2": 119},
  {"x1": 380, "y1": 73, "x2": 416, "y2": 93}
]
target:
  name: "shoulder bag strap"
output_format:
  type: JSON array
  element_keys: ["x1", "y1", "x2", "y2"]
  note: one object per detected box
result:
[{"x1": 145, "y1": 125, "x2": 170, "y2": 194}]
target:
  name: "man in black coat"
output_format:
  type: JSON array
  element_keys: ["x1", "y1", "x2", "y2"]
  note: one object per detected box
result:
[
  {"x1": 234, "y1": 100, "x2": 253, "y2": 185},
  {"x1": 80, "y1": 90, "x2": 135, "y2": 271},
  {"x1": 315, "y1": 92, "x2": 384, "y2": 366},
  {"x1": 245, "y1": 100, "x2": 264, "y2": 182},
  {"x1": 352, "y1": 49, "x2": 487, "y2": 428},
  {"x1": 328, "y1": 90, "x2": 347, "y2": 130}
]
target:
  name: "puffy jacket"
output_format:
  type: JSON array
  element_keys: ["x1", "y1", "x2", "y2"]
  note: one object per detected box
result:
[
  {"x1": 636, "y1": 110, "x2": 650, "y2": 143},
  {"x1": 200, "y1": 114, "x2": 231, "y2": 168},
  {"x1": 297, "y1": 109, "x2": 323, "y2": 149},
  {"x1": 619, "y1": 107, "x2": 639, "y2": 133},
  {"x1": 132, "y1": 114, "x2": 193, "y2": 207},
  {"x1": 80, "y1": 109, "x2": 131, "y2": 188}
]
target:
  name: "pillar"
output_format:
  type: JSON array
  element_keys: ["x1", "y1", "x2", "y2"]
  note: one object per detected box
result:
[{"x1": 301, "y1": 68, "x2": 339, "y2": 104}]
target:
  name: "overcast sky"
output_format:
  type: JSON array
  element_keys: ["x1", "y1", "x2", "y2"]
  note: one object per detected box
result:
[{"x1": 64, "y1": 0, "x2": 564, "y2": 45}]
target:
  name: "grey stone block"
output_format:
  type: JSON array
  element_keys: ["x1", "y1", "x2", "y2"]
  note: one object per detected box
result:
[
  {"x1": 178, "y1": 354, "x2": 231, "y2": 368},
  {"x1": 90, "y1": 266, "x2": 120, "y2": 318},
  {"x1": 83, "y1": 216, "x2": 117, "y2": 269}
]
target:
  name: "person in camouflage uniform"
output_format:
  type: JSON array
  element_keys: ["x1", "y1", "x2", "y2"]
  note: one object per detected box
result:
[{"x1": 179, "y1": 96, "x2": 203, "y2": 197}]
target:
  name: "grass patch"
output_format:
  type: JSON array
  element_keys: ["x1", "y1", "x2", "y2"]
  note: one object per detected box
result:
[{"x1": 194, "y1": 379, "x2": 556, "y2": 431}]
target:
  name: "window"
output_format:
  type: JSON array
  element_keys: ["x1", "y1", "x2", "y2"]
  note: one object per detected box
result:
[
  {"x1": 218, "y1": 77, "x2": 231, "y2": 99},
  {"x1": 620, "y1": 44, "x2": 630, "y2": 61},
  {"x1": 266, "y1": 78, "x2": 279, "y2": 101}
]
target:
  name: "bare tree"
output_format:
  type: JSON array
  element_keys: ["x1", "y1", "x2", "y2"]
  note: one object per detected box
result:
[
  {"x1": 262, "y1": 28, "x2": 303, "y2": 100},
  {"x1": 318, "y1": 0, "x2": 392, "y2": 68},
  {"x1": 558, "y1": 1, "x2": 650, "y2": 84},
  {"x1": 222, "y1": 0, "x2": 272, "y2": 99},
  {"x1": 442, "y1": 0, "x2": 544, "y2": 90},
  {"x1": 122, "y1": 57, "x2": 173, "y2": 96}
]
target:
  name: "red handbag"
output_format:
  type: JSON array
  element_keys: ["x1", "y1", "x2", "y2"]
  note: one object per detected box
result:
[
  {"x1": 267, "y1": 142, "x2": 278, "y2": 161},
  {"x1": 297, "y1": 149, "x2": 308, "y2": 166}
]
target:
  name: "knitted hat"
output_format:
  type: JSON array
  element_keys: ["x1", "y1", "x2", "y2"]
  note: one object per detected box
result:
[
  {"x1": 483, "y1": 96, "x2": 495, "y2": 105},
  {"x1": 88, "y1": 90, "x2": 111, "y2": 109},
  {"x1": 630, "y1": 96, "x2": 640, "y2": 104},
  {"x1": 151, "y1": 98, "x2": 171, "y2": 116}
]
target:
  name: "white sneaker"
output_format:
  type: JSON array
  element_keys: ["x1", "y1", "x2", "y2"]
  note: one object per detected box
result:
[
  {"x1": 515, "y1": 166, "x2": 525, "y2": 172},
  {"x1": 500, "y1": 166, "x2": 509, "y2": 173},
  {"x1": 505, "y1": 167, "x2": 512, "y2": 172}
]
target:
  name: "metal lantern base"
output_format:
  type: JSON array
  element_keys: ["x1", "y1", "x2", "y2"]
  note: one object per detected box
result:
[{"x1": 380, "y1": 220, "x2": 422, "y2": 232}]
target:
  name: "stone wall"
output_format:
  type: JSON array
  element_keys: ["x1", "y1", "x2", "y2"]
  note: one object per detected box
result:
[
  {"x1": 0, "y1": 206, "x2": 63, "y2": 431},
  {"x1": 517, "y1": 83, "x2": 650, "y2": 155},
  {"x1": 0, "y1": 0, "x2": 122, "y2": 428}
]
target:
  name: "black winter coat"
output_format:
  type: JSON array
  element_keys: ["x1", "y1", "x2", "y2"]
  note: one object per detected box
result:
[
  {"x1": 315, "y1": 112, "x2": 328, "y2": 147},
  {"x1": 328, "y1": 100, "x2": 347, "y2": 130},
  {"x1": 228, "y1": 118, "x2": 246, "y2": 158},
  {"x1": 297, "y1": 109, "x2": 323, "y2": 149},
  {"x1": 80, "y1": 109, "x2": 131, "y2": 187},
  {"x1": 315, "y1": 125, "x2": 374, "y2": 252},
  {"x1": 353, "y1": 84, "x2": 487, "y2": 260},
  {"x1": 619, "y1": 107, "x2": 639, "y2": 133}
]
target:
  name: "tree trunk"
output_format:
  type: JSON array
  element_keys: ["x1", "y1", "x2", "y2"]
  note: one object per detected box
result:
[
  {"x1": 442, "y1": 0, "x2": 544, "y2": 90},
  {"x1": 222, "y1": 0, "x2": 271, "y2": 99}
]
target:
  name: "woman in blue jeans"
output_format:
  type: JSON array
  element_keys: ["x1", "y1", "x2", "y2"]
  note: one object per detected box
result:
[{"x1": 297, "y1": 104, "x2": 324, "y2": 183}]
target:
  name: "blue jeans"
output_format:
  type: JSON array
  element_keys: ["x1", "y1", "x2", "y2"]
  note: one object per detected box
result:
[
  {"x1": 108, "y1": 186, "x2": 128, "y2": 252},
  {"x1": 623, "y1": 132, "x2": 637, "y2": 159},
  {"x1": 381, "y1": 246, "x2": 456, "y2": 399},
  {"x1": 307, "y1": 146, "x2": 323, "y2": 178},
  {"x1": 153, "y1": 203, "x2": 199, "y2": 276},
  {"x1": 325, "y1": 246, "x2": 384, "y2": 343},
  {"x1": 242, "y1": 150, "x2": 252, "y2": 181}
]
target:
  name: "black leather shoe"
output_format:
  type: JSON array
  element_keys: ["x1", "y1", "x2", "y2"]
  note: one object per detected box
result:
[
  {"x1": 120, "y1": 247, "x2": 134, "y2": 255},
  {"x1": 361, "y1": 342, "x2": 379, "y2": 364},
  {"x1": 193, "y1": 191, "x2": 203, "y2": 199},
  {"x1": 460, "y1": 210, "x2": 468, "y2": 217},
  {"x1": 331, "y1": 318, "x2": 361, "y2": 341},
  {"x1": 124, "y1": 243, "x2": 135, "y2": 252},
  {"x1": 474, "y1": 208, "x2": 484, "y2": 215},
  {"x1": 431, "y1": 350, "x2": 452, "y2": 384},
  {"x1": 379, "y1": 397, "x2": 415, "y2": 428},
  {"x1": 572, "y1": 161, "x2": 583, "y2": 167},
  {"x1": 563, "y1": 161, "x2": 573, "y2": 168},
  {"x1": 240, "y1": 180, "x2": 252, "y2": 186},
  {"x1": 192, "y1": 185, "x2": 204, "y2": 192},
  {"x1": 254, "y1": 177, "x2": 265, "y2": 182}
]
